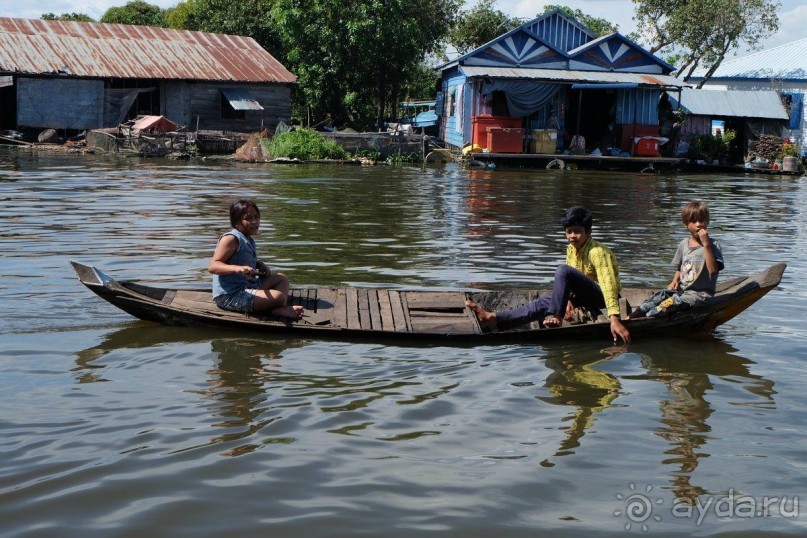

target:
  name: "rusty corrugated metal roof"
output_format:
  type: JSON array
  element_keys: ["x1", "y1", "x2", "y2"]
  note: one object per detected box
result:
[{"x1": 0, "y1": 17, "x2": 296, "y2": 84}]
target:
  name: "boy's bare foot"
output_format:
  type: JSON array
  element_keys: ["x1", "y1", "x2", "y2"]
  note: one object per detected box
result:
[
  {"x1": 272, "y1": 305, "x2": 305, "y2": 320},
  {"x1": 465, "y1": 300, "x2": 497, "y2": 329},
  {"x1": 543, "y1": 314, "x2": 563, "y2": 327}
]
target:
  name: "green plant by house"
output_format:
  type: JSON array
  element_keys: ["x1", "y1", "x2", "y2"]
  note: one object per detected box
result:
[
  {"x1": 686, "y1": 130, "x2": 735, "y2": 162},
  {"x1": 263, "y1": 128, "x2": 347, "y2": 160},
  {"x1": 779, "y1": 141, "x2": 799, "y2": 159},
  {"x1": 354, "y1": 149, "x2": 382, "y2": 161}
]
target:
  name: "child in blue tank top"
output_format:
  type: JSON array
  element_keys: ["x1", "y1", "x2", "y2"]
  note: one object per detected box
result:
[{"x1": 209, "y1": 198, "x2": 304, "y2": 319}]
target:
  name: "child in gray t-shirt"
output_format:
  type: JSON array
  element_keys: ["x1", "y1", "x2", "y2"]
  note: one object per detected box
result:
[{"x1": 632, "y1": 201, "x2": 724, "y2": 317}]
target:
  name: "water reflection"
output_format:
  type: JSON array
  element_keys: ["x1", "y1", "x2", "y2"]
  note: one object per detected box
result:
[
  {"x1": 76, "y1": 324, "x2": 776, "y2": 495},
  {"x1": 535, "y1": 337, "x2": 775, "y2": 502},
  {"x1": 537, "y1": 346, "x2": 622, "y2": 463},
  {"x1": 634, "y1": 338, "x2": 775, "y2": 503},
  {"x1": 206, "y1": 338, "x2": 304, "y2": 456}
]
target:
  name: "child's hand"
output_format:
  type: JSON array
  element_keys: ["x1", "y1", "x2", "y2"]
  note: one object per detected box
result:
[
  {"x1": 256, "y1": 261, "x2": 270, "y2": 276},
  {"x1": 697, "y1": 228, "x2": 710, "y2": 245},
  {"x1": 236, "y1": 265, "x2": 255, "y2": 276}
]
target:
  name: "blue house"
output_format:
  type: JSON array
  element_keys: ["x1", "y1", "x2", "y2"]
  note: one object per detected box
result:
[{"x1": 437, "y1": 10, "x2": 685, "y2": 155}]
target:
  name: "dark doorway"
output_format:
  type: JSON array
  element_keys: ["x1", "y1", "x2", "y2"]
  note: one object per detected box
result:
[
  {"x1": 566, "y1": 89, "x2": 617, "y2": 152},
  {"x1": 109, "y1": 78, "x2": 159, "y2": 121},
  {"x1": 0, "y1": 80, "x2": 16, "y2": 130}
]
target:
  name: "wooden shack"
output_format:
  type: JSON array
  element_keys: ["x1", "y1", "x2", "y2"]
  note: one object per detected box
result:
[{"x1": 0, "y1": 18, "x2": 296, "y2": 134}]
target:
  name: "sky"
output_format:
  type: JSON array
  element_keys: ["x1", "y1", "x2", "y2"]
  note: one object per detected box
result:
[{"x1": 2, "y1": 0, "x2": 806, "y2": 59}]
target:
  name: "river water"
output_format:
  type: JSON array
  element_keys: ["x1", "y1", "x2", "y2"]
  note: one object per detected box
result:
[{"x1": 1, "y1": 147, "x2": 805, "y2": 537}]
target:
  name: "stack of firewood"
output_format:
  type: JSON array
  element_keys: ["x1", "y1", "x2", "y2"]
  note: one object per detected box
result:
[{"x1": 748, "y1": 134, "x2": 786, "y2": 162}]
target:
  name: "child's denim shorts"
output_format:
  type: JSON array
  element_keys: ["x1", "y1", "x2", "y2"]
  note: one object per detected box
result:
[{"x1": 214, "y1": 289, "x2": 258, "y2": 313}]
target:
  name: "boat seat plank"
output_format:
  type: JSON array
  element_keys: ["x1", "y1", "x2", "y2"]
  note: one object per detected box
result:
[
  {"x1": 368, "y1": 289, "x2": 383, "y2": 330},
  {"x1": 170, "y1": 292, "x2": 246, "y2": 319},
  {"x1": 377, "y1": 290, "x2": 395, "y2": 331},
  {"x1": 388, "y1": 290, "x2": 410, "y2": 333},
  {"x1": 314, "y1": 288, "x2": 337, "y2": 315},
  {"x1": 333, "y1": 289, "x2": 348, "y2": 329},
  {"x1": 408, "y1": 310, "x2": 470, "y2": 318},
  {"x1": 405, "y1": 291, "x2": 467, "y2": 311},
  {"x1": 358, "y1": 289, "x2": 372, "y2": 331},
  {"x1": 346, "y1": 288, "x2": 361, "y2": 330},
  {"x1": 410, "y1": 316, "x2": 478, "y2": 335}
]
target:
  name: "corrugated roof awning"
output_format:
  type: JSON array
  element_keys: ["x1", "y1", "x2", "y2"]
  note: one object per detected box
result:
[
  {"x1": 460, "y1": 66, "x2": 685, "y2": 89},
  {"x1": 220, "y1": 88, "x2": 264, "y2": 111},
  {"x1": 668, "y1": 87, "x2": 788, "y2": 119}
]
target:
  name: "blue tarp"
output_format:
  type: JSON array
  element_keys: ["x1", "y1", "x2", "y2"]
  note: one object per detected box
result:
[{"x1": 481, "y1": 80, "x2": 560, "y2": 117}]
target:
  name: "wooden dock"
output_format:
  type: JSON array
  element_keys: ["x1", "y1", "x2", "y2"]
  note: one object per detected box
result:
[{"x1": 471, "y1": 152, "x2": 682, "y2": 172}]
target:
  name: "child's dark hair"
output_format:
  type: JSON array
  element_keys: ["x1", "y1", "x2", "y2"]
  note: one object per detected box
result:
[
  {"x1": 229, "y1": 198, "x2": 260, "y2": 227},
  {"x1": 560, "y1": 206, "x2": 593, "y2": 231},
  {"x1": 681, "y1": 201, "x2": 709, "y2": 225}
]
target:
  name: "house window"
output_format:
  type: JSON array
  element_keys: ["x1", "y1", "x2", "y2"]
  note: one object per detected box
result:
[
  {"x1": 448, "y1": 90, "x2": 456, "y2": 117},
  {"x1": 220, "y1": 92, "x2": 245, "y2": 120}
]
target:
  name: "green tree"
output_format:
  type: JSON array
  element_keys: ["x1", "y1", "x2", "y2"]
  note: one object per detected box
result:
[
  {"x1": 41, "y1": 13, "x2": 96, "y2": 22},
  {"x1": 633, "y1": 0, "x2": 779, "y2": 86},
  {"x1": 542, "y1": 5, "x2": 619, "y2": 36},
  {"x1": 448, "y1": 0, "x2": 520, "y2": 55},
  {"x1": 100, "y1": 1, "x2": 167, "y2": 27},
  {"x1": 272, "y1": 0, "x2": 459, "y2": 130},
  {"x1": 175, "y1": 0, "x2": 282, "y2": 53},
  {"x1": 164, "y1": 1, "x2": 198, "y2": 30}
]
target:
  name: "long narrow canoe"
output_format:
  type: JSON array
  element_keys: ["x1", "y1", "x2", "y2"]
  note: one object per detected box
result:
[{"x1": 71, "y1": 261, "x2": 785, "y2": 343}]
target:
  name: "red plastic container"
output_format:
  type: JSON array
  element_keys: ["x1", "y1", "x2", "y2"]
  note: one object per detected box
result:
[
  {"x1": 471, "y1": 115, "x2": 523, "y2": 148},
  {"x1": 487, "y1": 128, "x2": 525, "y2": 154},
  {"x1": 618, "y1": 124, "x2": 659, "y2": 152},
  {"x1": 633, "y1": 138, "x2": 660, "y2": 157}
]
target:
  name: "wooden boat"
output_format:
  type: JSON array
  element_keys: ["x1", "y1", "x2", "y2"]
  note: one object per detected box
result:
[{"x1": 71, "y1": 261, "x2": 786, "y2": 343}]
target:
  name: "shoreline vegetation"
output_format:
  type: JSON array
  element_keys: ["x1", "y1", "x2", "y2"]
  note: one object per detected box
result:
[{"x1": 3, "y1": 127, "x2": 433, "y2": 166}]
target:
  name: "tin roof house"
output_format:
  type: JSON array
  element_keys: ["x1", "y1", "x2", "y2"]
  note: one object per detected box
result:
[
  {"x1": 436, "y1": 9, "x2": 685, "y2": 157},
  {"x1": 688, "y1": 38, "x2": 807, "y2": 157},
  {"x1": 666, "y1": 87, "x2": 788, "y2": 163},
  {"x1": 0, "y1": 17, "x2": 296, "y2": 134}
]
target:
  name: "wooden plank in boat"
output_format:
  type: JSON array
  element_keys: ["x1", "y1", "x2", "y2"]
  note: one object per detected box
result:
[
  {"x1": 170, "y1": 291, "x2": 234, "y2": 317},
  {"x1": 346, "y1": 288, "x2": 361, "y2": 330},
  {"x1": 405, "y1": 291, "x2": 467, "y2": 311},
  {"x1": 408, "y1": 310, "x2": 469, "y2": 318},
  {"x1": 314, "y1": 288, "x2": 337, "y2": 315},
  {"x1": 410, "y1": 316, "x2": 477, "y2": 335},
  {"x1": 332, "y1": 288, "x2": 348, "y2": 329},
  {"x1": 368, "y1": 289, "x2": 383, "y2": 330},
  {"x1": 377, "y1": 290, "x2": 395, "y2": 331},
  {"x1": 399, "y1": 292, "x2": 413, "y2": 333},
  {"x1": 388, "y1": 290, "x2": 409, "y2": 333},
  {"x1": 358, "y1": 289, "x2": 372, "y2": 330}
]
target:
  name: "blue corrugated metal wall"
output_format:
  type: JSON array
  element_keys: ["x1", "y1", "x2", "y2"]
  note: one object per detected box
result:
[
  {"x1": 616, "y1": 88, "x2": 660, "y2": 125},
  {"x1": 441, "y1": 72, "x2": 468, "y2": 147}
]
